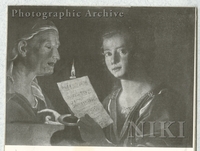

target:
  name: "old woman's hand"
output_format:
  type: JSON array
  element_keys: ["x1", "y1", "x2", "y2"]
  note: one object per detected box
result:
[{"x1": 38, "y1": 109, "x2": 63, "y2": 125}]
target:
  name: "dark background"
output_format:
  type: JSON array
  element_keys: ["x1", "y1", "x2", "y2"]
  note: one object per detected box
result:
[{"x1": 7, "y1": 6, "x2": 195, "y2": 146}]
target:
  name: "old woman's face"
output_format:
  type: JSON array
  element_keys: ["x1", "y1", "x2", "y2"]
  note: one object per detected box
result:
[{"x1": 25, "y1": 29, "x2": 60, "y2": 76}]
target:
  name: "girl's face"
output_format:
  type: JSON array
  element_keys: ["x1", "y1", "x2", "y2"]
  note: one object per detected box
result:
[{"x1": 102, "y1": 34, "x2": 129, "y2": 79}]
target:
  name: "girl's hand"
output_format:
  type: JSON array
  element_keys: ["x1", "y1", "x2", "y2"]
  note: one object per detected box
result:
[{"x1": 77, "y1": 114, "x2": 108, "y2": 146}]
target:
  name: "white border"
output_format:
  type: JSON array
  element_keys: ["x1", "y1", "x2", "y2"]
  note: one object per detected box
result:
[
  {"x1": 0, "y1": 0, "x2": 198, "y2": 151},
  {"x1": 4, "y1": 146, "x2": 197, "y2": 151}
]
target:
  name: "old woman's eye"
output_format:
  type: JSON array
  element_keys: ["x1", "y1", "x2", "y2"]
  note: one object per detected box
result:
[{"x1": 45, "y1": 44, "x2": 52, "y2": 49}]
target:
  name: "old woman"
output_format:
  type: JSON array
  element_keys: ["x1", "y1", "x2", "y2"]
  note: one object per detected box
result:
[{"x1": 6, "y1": 19, "x2": 61, "y2": 124}]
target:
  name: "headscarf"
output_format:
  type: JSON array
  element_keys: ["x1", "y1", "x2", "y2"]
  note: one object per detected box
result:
[{"x1": 7, "y1": 19, "x2": 58, "y2": 61}]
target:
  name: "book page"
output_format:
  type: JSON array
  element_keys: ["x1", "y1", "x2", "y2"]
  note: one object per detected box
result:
[{"x1": 57, "y1": 76, "x2": 113, "y2": 128}]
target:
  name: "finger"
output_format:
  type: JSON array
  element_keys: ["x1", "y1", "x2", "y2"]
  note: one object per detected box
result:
[
  {"x1": 38, "y1": 109, "x2": 60, "y2": 119},
  {"x1": 84, "y1": 114, "x2": 100, "y2": 127},
  {"x1": 85, "y1": 114, "x2": 94, "y2": 120},
  {"x1": 84, "y1": 114, "x2": 93, "y2": 121},
  {"x1": 79, "y1": 117, "x2": 93, "y2": 126},
  {"x1": 79, "y1": 124, "x2": 93, "y2": 135},
  {"x1": 78, "y1": 120, "x2": 93, "y2": 133},
  {"x1": 78, "y1": 119, "x2": 91, "y2": 127},
  {"x1": 45, "y1": 115, "x2": 52, "y2": 121},
  {"x1": 38, "y1": 109, "x2": 54, "y2": 113},
  {"x1": 45, "y1": 120, "x2": 63, "y2": 125}
]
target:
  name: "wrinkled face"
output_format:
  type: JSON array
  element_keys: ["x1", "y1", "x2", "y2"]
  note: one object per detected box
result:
[
  {"x1": 102, "y1": 34, "x2": 129, "y2": 79},
  {"x1": 25, "y1": 29, "x2": 60, "y2": 76}
]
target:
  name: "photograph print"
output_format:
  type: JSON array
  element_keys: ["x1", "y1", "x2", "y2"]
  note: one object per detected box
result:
[{"x1": 5, "y1": 6, "x2": 196, "y2": 148}]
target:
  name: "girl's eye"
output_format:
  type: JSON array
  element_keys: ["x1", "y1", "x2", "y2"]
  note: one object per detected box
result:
[
  {"x1": 103, "y1": 51, "x2": 112, "y2": 57},
  {"x1": 119, "y1": 48, "x2": 128, "y2": 55}
]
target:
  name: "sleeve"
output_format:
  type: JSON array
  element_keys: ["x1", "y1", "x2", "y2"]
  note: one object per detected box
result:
[
  {"x1": 127, "y1": 88, "x2": 187, "y2": 147},
  {"x1": 6, "y1": 94, "x2": 40, "y2": 123},
  {"x1": 6, "y1": 98, "x2": 25, "y2": 123}
]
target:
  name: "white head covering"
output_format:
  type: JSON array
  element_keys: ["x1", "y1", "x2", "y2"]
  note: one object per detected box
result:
[{"x1": 8, "y1": 19, "x2": 58, "y2": 61}]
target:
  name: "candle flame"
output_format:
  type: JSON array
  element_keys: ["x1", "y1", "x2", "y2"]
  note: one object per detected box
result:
[{"x1": 70, "y1": 59, "x2": 76, "y2": 79}]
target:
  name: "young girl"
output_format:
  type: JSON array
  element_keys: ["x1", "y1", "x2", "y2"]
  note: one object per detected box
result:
[{"x1": 78, "y1": 21, "x2": 186, "y2": 147}]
